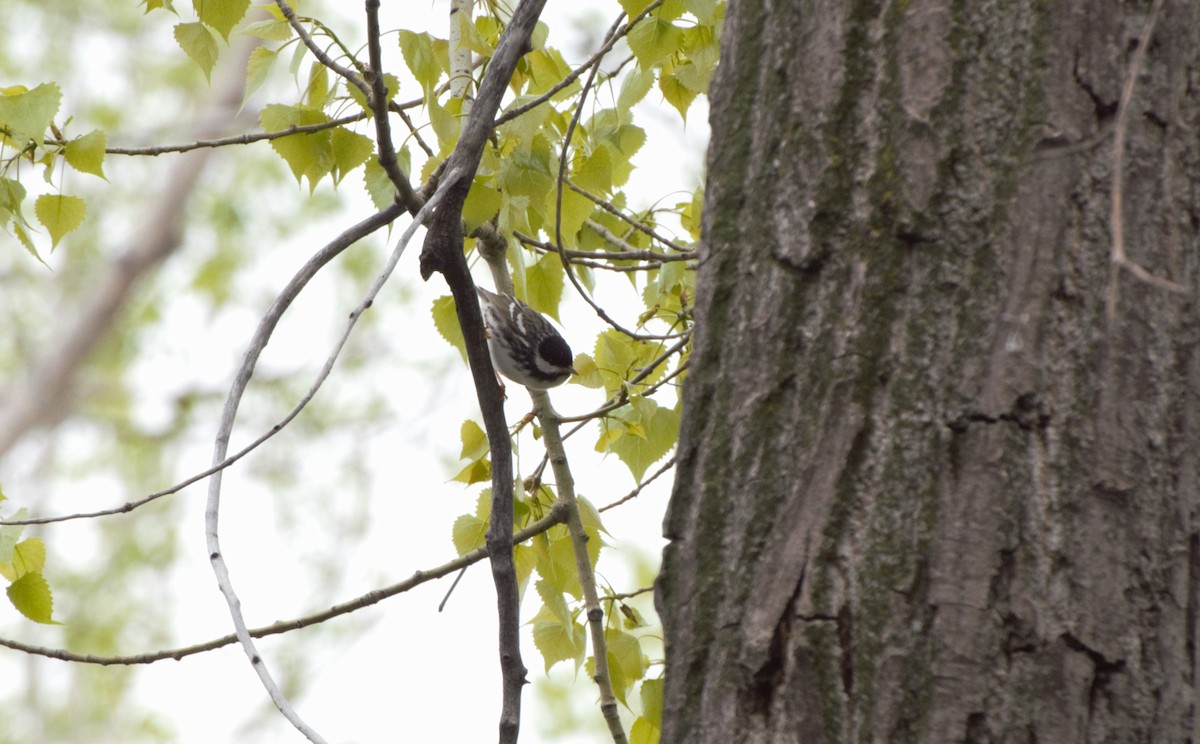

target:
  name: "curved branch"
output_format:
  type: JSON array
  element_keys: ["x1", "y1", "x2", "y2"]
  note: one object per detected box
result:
[{"x1": 203, "y1": 178, "x2": 456, "y2": 744}]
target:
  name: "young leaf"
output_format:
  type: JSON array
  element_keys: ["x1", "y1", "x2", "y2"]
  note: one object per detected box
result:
[
  {"x1": 617, "y1": 66, "x2": 655, "y2": 112},
  {"x1": 431, "y1": 294, "x2": 467, "y2": 361},
  {"x1": 63, "y1": 130, "x2": 107, "y2": 179},
  {"x1": 174, "y1": 22, "x2": 221, "y2": 81},
  {"x1": 259, "y1": 104, "x2": 332, "y2": 190},
  {"x1": 244, "y1": 47, "x2": 277, "y2": 102},
  {"x1": 0, "y1": 177, "x2": 27, "y2": 225},
  {"x1": 603, "y1": 398, "x2": 680, "y2": 481},
  {"x1": 626, "y1": 18, "x2": 684, "y2": 69},
  {"x1": 451, "y1": 491, "x2": 491, "y2": 556},
  {"x1": 630, "y1": 717, "x2": 660, "y2": 744},
  {"x1": 330, "y1": 127, "x2": 373, "y2": 185},
  {"x1": 459, "y1": 419, "x2": 489, "y2": 461},
  {"x1": 0, "y1": 82, "x2": 61, "y2": 147},
  {"x1": 524, "y1": 251, "x2": 564, "y2": 321},
  {"x1": 398, "y1": 30, "x2": 443, "y2": 92},
  {"x1": 34, "y1": 194, "x2": 86, "y2": 249},
  {"x1": 7, "y1": 571, "x2": 58, "y2": 624},
  {"x1": 462, "y1": 178, "x2": 503, "y2": 234},
  {"x1": 659, "y1": 67, "x2": 699, "y2": 121},
  {"x1": 195, "y1": 0, "x2": 250, "y2": 41}
]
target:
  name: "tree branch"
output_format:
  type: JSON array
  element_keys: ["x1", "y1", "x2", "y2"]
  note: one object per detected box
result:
[
  {"x1": 365, "y1": 0, "x2": 421, "y2": 212},
  {"x1": 274, "y1": 0, "x2": 370, "y2": 98},
  {"x1": 204, "y1": 178, "x2": 456, "y2": 744},
  {"x1": 493, "y1": 0, "x2": 666, "y2": 127},
  {"x1": 416, "y1": 3, "x2": 550, "y2": 741},
  {"x1": 0, "y1": 503, "x2": 568, "y2": 666}
]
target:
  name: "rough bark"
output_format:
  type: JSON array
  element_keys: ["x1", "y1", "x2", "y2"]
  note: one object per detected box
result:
[{"x1": 656, "y1": 1, "x2": 1200, "y2": 742}]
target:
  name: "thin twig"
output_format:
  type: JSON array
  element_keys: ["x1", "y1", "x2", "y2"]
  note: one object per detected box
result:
[
  {"x1": 275, "y1": 0, "x2": 370, "y2": 98},
  {"x1": 0, "y1": 503, "x2": 568, "y2": 666},
  {"x1": 598, "y1": 456, "x2": 676, "y2": 512},
  {"x1": 48, "y1": 114, "x2": 367, "y2": 157},
  {"x1": 493, "y1": 0, "x2": 667, "y2": 127},
  {"x1": 566, "y1": 179, "x2": 693, "y2": 254}
]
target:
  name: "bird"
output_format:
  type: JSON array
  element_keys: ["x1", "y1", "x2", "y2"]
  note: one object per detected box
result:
[{"x1": 476, "y1": 286, "x2": 575, "y2": 390}]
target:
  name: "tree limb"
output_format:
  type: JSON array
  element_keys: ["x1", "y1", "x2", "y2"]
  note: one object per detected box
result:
[
  {"x1": 416, "y1": 4, "x2": 549, "y2": 742},
  {"x1": 204, "y1": 180, "x2": 456, "y2": 744},
  {"x1": 0, "y1": 502, "x2": 568, "y2": 666}
]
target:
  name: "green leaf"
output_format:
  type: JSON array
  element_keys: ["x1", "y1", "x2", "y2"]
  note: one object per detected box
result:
[
  {"x1": 63, "y1": 129, "x2": 107, "y2": 179},
  {"x1": 603, "y1": 397, "x2": 680, "y2": 481},
  {"x1": 592, "y1": 329, "x2": 667, "y2": 397},
  {"x1": 571, "y1": 353, "x2": 605, "y2": 389},
  {"x1": 259, "y1": 103, "x2": 332, "y2": 190},
  {"x1": 0, "y1": 82, "x2": 61, "y2": 148},
  {"x1": 7, "y1": 571, "x2": 58, "y2": 624},
  {"x1": 363, "y1": 158, "x2": 396, "y2": 210},
  {"x1": 659, "y1": 67, "x2": 699, "y2": 121},
  {"x1": 496, "y1": 136, "x2": 555, "y2": 203},
  {"x1": 195, "y1": 0, "x2": 250, "y2": 40},
  {"x1": 547, "y1": 184, "x2": 594, "y2": 249},
  {"x1": 530, "y1": 580, "x2": 587, "y2": 672},
  {"x1": 617, "y1": 66, "x2": 655, "y2": 112},
  {"x1": 606, "y1": 628, "x2": 648, "y2": 705},
  {"x1": 626, "y1": 18, "x2": 684, "y2": 69},
  {"x1": 640, "y1": 677, "x2": 664, "y2": 725},
  {"x1": 452, "y1": 458, "x2": 491, "y2": 486},
  {"x1": 241, "y1": 17, "x2": 292, "y2": 41},
  {"x1": 0, "y1": 177, "x2": 27, "y2": 225},
  {"x1": 11, "y1": 538, "x2": 46, "y2": 578},
  {"x1": 630, "y1": 717, "x2": 660, "y2": 744},
  {"x1": 462, "y1": 177, "x2": 503, "y2": 234},
  {"x1": 174, "y1": 22, "x2": 221, "y2": 81},
  {"x1": 427, "y1": 95, "x2": 461, "y2": 150},
  {"x1": 330, "y1": 127, "x2": 374, "y2": 185},
  {"x1": 34, "y1": 194, "x2": 86, "y2": 249},
  {"x1": 399, "y1": 30, "x2": 443, "y2": 92},
  {"x1": 244, "y1": 47, "x2": 277, "y2": 103},
  {"x1": 524, "y1": 252, "x2": 564, "y2": 320},
  {"x1": 13, "y1": 223, "x2": 44, "y2": 265},
  {"x1": 431, "y1": 294, "x2": 467, "y2": 361},
  {"x1": 619, "y1": 0, "x2": 656, "y2": 15},
  {"x1": 0, "y1": 509, "x2": 25, "y2": 566},
  {"x1": 572, "y1": 146, "x2": 613, "y2": 196},
  {"x1": 685, "y1": 0, "x2": 720, "y2": 23},
  {"x1": 459, "y1": 419, "x2": 489, "y2": 461},
  {"x1": 451, "y1": 491, "x2": 491, "y2": 556}
]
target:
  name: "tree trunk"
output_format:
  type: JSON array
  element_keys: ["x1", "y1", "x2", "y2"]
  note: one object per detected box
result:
[{"x1": 656, "y1": 1, "x2": 1200, "y2": 742}]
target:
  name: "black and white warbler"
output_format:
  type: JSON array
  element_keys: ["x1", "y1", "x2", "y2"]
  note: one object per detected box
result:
[{"x1": 477, "y1": 286, "x2": 575, "y2": 390}]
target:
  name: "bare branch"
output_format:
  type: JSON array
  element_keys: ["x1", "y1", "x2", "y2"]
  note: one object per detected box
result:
[
  {"x1": 46, "y1": 114, "x2": 367, "y2": 157},
  {"x1": 0, "y1": 503, "x2": 568, "y2": 666},
  {"x1": 204, "y1": 174, "x2": 457, "y2": 744},
  {"x1": 599, "y1": 456, "x2": 676, "y2": 512}
]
